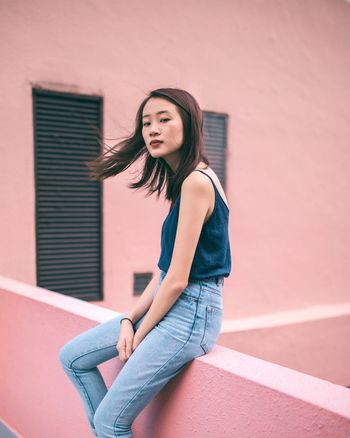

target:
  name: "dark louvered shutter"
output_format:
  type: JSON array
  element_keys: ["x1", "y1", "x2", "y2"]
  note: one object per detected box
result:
[
  {"x1": 133, "y1": 272, "x2": 153, "y2": 296},
  {"x1": 33, "y1": 88, "x2": 103, "y2": 301},
  {"x1": 203, "y1": 112, "x2": 228, "y2": 189}
]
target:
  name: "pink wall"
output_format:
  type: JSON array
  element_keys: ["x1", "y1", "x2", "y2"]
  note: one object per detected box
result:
[
  {"x1": 1, "y1": 278, "x2": 350, "y2": 438},
  {"x1": 1, "y1": 0, "x2": 350, "y2": 383},
  {"x1": 219, "y1": 312, "x2": 350, "y2": 386}
]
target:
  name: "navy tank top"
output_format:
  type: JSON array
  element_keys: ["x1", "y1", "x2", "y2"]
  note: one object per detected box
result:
[{"x1": 157, "y1": 169, "x2": 231, "y2": 281}]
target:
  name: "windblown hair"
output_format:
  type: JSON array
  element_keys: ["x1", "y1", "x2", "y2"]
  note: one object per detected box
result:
[{"x1": 86, "y1": 88, "x2": 210, "y2": 204}]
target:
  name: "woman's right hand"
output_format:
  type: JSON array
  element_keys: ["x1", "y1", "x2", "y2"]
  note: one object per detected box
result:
[{"x1": 117, "y1": 319, "x2": 135, "y2": 363}]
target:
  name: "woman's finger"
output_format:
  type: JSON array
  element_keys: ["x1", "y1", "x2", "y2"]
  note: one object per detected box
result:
[
  {"x1": 119, "y1": 338, "x2": 126, "y2": 362},
  {"x1": 125, "y1": 338, "x2": 133, "y2": 359}
]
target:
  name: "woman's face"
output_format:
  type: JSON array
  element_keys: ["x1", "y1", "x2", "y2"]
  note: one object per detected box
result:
[{"x1": 142, "y1": 97, "x2": 184, "y2": 169}]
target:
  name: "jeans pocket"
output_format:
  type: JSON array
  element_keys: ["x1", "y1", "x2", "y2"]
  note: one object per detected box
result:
[
  {"x1": 200, "y1": 305, "x2": 223, "y2": 354},
  {"x1": 178, "y1": 291, "x2": 198, "y2": 306},
  {"x1": 157, "y1": 293, "x2": 197, "y2": 344}
]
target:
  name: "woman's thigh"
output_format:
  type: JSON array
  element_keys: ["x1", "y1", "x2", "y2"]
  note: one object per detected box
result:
[
  {"x1": 155, "y1": 279, "x2": 223, "y2": 357},
  {"x1": 59, "y1": 311, "x2": 148, "y2": 370}
]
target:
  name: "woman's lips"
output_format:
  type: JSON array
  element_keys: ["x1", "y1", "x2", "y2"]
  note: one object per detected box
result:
[{"x1": 150, "y1": 141, "x2": 163, "y2": 148}]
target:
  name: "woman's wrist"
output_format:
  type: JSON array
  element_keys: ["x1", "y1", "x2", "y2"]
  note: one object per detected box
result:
[
  {"x1": 126, "y1": 314, "x2": 135, "y2": 324},
  {"x1": 120, "y1": 317, "x2": 135, "y2": 331}
]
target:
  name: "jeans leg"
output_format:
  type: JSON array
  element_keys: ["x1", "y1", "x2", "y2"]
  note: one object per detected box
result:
[
  {"x1": 93, "y1": 323, "x2": 197, "y2": 438},
  {"x1": 58, "y1": 312, "x2": 132, "y2": 436}
]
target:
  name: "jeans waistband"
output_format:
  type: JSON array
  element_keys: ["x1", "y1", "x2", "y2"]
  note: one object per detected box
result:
[
  {"x1": 189, "y1": 275, "x2": 224, "y2": 287},
  {"x1": 159, "y1": 270, "x2": 224, "y2": 287}
]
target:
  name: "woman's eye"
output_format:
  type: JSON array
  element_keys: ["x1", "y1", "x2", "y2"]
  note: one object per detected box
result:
[{"x1": 142, "y1": 118, "x2": 170, "y2": 127}]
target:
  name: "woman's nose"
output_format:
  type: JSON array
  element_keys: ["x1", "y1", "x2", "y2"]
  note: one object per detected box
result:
[{"x1": 150, "y1": 123, "x2": 161, "y2": 135}]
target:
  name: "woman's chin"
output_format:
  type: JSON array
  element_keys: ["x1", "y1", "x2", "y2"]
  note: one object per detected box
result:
[{"x1": 149, "y1": 150, "x2": 164, "y2": 159}]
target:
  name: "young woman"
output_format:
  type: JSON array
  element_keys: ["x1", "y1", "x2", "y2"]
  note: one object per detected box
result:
[{"x1": 58, "y1": 88, "x2": 231, "y2": 438}]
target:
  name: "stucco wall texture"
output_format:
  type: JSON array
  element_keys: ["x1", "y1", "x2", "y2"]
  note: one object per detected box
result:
[{"x1": 0, "y1": 0, "x2": 350, "y2": 382}]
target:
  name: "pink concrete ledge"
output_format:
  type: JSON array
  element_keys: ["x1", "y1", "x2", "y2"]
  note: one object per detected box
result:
[{"x1": 1, "y1": 275, "x2": 350, "y2": 438}]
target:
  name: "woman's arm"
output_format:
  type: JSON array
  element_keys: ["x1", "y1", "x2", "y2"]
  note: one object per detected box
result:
[
  {"x1": 133, "y1": 172, "x2": 212, "y2": 347},
  {"x1": 125, "y1": 270, "x2": 161, "y2": 325}
]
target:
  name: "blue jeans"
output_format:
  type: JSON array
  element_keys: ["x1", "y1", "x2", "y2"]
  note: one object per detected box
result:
[{"x1": 58, "y1": 270, "x2": 224, "y2": 437}]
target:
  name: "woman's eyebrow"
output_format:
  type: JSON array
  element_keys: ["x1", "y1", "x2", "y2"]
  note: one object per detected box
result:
[{"x1": 142, "y1": 110, "x2": 172, "y2": 119}]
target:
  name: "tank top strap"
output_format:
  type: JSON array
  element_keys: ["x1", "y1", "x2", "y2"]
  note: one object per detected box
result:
[
  {"x1": 193, "y1": 169, "x2": 230, "y2": 212},
  {"x1": 193, "y1": 169, "x2": 218, "y2": 193}
]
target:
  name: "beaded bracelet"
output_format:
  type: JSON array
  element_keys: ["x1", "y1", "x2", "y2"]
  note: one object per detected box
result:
[{"x1": 120, "y1": 317, "x2": 135, "y2": 332}]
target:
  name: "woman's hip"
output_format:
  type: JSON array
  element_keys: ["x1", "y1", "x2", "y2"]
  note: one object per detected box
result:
[{"x1": 155, "y1": 273, "x2": 224, "y2": 355}]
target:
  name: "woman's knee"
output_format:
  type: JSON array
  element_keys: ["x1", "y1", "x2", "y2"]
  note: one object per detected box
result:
[
  {"x1": 93, "y1": 406, "x2": 114, "y2": 438},
  {"x1": 58, "y1": 340, "x2": 76, "y2": 369},
  {"x1": 93, "y1": 399, "x2": 132, "y2": 437},
  {"x1": 92, "y1": 407, "x2": 106, "y2": 437}
]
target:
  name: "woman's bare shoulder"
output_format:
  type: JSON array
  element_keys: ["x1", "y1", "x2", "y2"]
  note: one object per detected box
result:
[{"x1": 180, "y1": 170, "x2": 214, "y2": 203}]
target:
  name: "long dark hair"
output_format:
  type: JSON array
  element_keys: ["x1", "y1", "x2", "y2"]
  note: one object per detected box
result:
[{"x1": 86, "y1": 88, "x2": 210, "y2": 204}]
